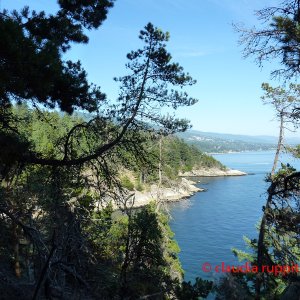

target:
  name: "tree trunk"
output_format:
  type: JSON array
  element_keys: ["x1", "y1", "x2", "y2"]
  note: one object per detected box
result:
[
  {"x1": 156, "y1": 135, "x2": 162, "y2": 212},
  {"x1": 12, "y1": 223, "x2": 21, "y2": 278},
  {"x1": 255, "y1": 112, "x2": 284, "y2": 299},
  {"x1": 271, "y1": 111, "x2": 284, "y2": 175}
]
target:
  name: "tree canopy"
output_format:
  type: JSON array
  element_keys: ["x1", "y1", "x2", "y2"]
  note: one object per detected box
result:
[
  {"x1": 234, "y1": 2, "x2": 300, "y2": 298},
  {"x1": 0, "y1": 1, "x2": 114, "y2": 113},
  {"x1": 0, "y1": 2, "x2": 211, "y2": 299},
  {"x1": 1, "y1": 5, "x2": 198, "y2": 169},
  {"x1": 236, "y1": 0, "x2": 300, "y2": 79}
]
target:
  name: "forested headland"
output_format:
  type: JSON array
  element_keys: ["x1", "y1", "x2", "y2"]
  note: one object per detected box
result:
[{"x1": 0, "y1": 2, "x2": 215, "y2": 298}]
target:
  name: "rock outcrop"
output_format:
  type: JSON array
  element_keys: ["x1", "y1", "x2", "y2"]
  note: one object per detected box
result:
[
  {"x1": 110, "y1": 168, "x2": 246, "y2": 209},
  {"x1": 179, "y1": 168, "x2": 247, "y2": 177},
  {"x1": 126, "y1": 178, "x2": 203, "y2": 208}
]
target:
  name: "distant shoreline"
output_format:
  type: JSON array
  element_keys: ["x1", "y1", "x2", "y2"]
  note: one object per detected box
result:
[{"x1": 208, "y1": 149, "x2": 276, "y2": 155}]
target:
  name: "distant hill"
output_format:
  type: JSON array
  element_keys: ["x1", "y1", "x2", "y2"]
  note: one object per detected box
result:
[{"x1": 176, "y1": 130, "x2": 300, "y2": 153}]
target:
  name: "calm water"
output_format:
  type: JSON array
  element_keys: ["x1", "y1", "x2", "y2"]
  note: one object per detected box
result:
[{"x1": 168, "y1": 151, "x2": 300, "y2": 283}]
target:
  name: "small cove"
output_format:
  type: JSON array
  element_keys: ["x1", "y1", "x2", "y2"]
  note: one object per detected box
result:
[{"x1": 168, "y1": 151, "x2": 300, "y2": 282}]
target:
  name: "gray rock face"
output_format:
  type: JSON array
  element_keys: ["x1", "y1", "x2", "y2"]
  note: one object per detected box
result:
[{"x1": 131, "y1": 178, "x2": 203, "y2": 208}]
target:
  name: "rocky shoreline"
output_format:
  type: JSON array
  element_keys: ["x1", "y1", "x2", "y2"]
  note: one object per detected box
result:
[
  {"x1": 125, "y1": 168, "x2": 246, "y2": 208},
  {"x1": 107, "y1": 168, "x2": 247, "y2": 209},
  {"x1": 179, "y1": 168, "x2": 247, "y2": 177},
  {"x1": 127, "y1": 178, "x2": 203, "y2": 208}
]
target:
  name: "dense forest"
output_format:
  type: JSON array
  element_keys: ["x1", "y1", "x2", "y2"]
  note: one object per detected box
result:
[
  {"x1": 1, "y1": 0, "x2": 300, "y2": 299},
  {"x1": 0, "y1": 100, "x2": 217, "y2": 300},
  {"x1": 8, "y1": 104, "x2": 223, "y2": 190},
  {"x1": 0, "y1": 2, "x2": 214, "y2": 299}
]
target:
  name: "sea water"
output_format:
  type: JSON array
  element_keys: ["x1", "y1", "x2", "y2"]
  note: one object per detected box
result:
[{"x1": 168, "y1": 151, "x2": 300, "y2": 283}]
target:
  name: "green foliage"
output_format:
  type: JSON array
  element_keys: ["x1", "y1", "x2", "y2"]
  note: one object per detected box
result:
[
  {"x1": 175, "y1": 277, "x2": 213, "y2": 299},
  {"x1": 114, "y1": 22, "x2": 197, "y2": 135},
  {"x1": 234, "y1": 2, "x2": 300, "y2": 299},
  {"x1": 135, "y1": 181, "x2": 144, "y2": 191},
  {"x1": 215, "y1": 274, "x2": 253, "y2": 300},
  {"x1": 0, "y1": 2, "x2": 112, "y2": 113},
  {"x1": 236, "y1": 0, "x2": 300, "y2": 79},
  {"x1": 261, "y1": 83, "x2": 300, "y2": 127},
  {"x1": 0, "y1": 104, "x2": 217, "y2": 298},
  {"x1": 228, "y1": 195, "x2": 300, "y2": 299},
  {"x1": 291, "y1": 144, "x2": 300, "y2": 158},
  {"x1": 120, "y1": 176, "x2": 135, "y2": 191},
  {"x1": 85, "y1": 203, "x2": 187, "y2": 298},
  {"x1": 116, "y1": 134, "x2": 226, "y2": 189},
  {"x1": 133, "y1": 135, "x2": 225, "y2": 185},
  {"x1": 160, "y1": 136, "x2": 225, "y2": 179},
  {"x1": 0, "y1": 2, "x2": 213, "y2": 298}
]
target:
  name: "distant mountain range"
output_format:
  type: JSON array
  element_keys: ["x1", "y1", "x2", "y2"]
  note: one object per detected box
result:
[{"x1": 177, "y1": 130, "x2": 300, "y2": 153}]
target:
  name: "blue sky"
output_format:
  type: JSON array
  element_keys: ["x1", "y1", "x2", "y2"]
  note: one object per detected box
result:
[{"x1": 3, "y1": 0, "x2": 299, "y2": 137}]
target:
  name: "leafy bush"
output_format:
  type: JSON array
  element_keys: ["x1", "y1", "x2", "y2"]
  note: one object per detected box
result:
[{"x1": 121, "y1": 176, "x2": 135, "y2": 191}]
